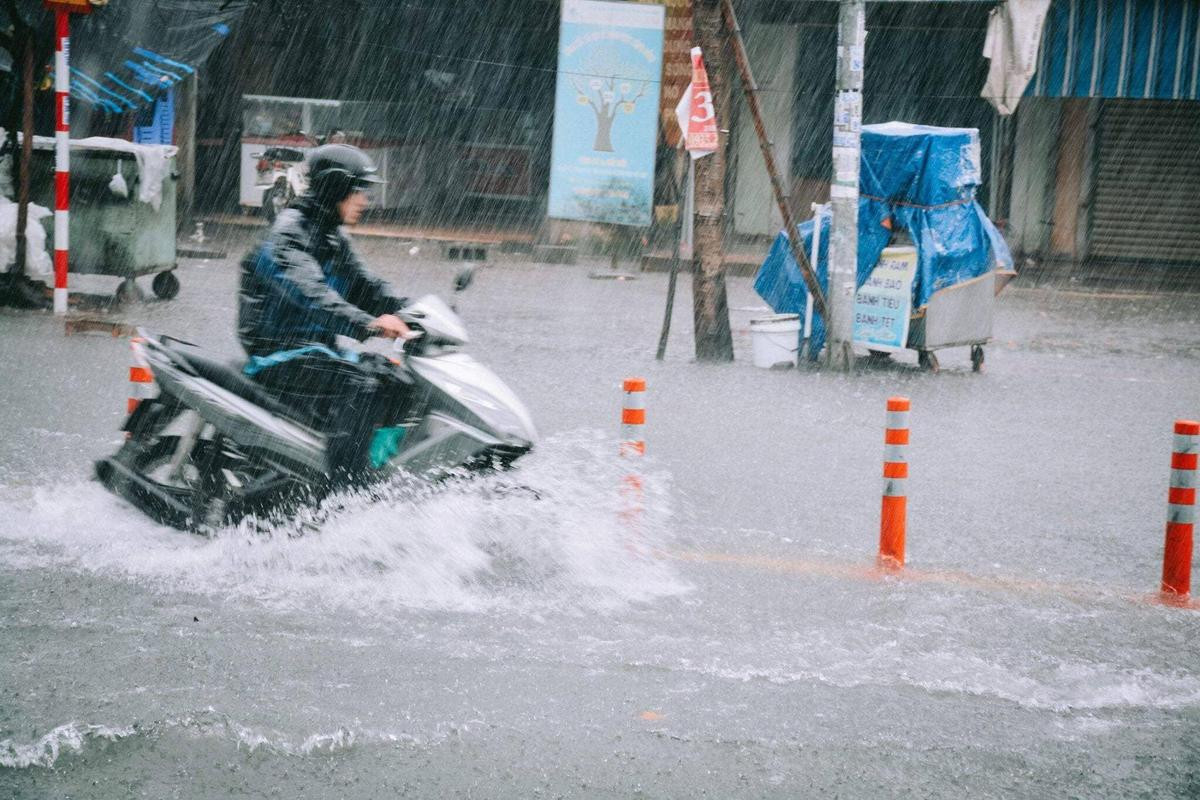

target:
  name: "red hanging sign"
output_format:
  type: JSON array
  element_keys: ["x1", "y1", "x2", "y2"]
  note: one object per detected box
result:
[{"x1": 674, "y1": 46, "x2": 718, "y2": 158}]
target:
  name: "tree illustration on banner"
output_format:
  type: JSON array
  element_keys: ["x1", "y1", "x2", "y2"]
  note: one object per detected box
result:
[{"x1": 571, "y1": 59, "x2": 650, "y2": 152}]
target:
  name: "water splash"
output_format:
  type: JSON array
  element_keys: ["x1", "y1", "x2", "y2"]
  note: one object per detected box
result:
[
  {"x1": 0, "y1": 723, "x2": 136, "y2": 770},
  {"x1": 0, "y1": 431, "x2": 690, "y2": 616},
  {"x1": 0, "y1": 710, "x2": 435, "y2": 770}
]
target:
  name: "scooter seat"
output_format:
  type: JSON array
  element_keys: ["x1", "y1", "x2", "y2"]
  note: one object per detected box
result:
[{"x1": 161, "y1": 342, "x2": 300, "y2": 421}]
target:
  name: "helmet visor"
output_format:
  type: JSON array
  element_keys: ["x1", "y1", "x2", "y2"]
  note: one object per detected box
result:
[{"x1": 352, "y1": 171, "x2": 385, "y2": 189}]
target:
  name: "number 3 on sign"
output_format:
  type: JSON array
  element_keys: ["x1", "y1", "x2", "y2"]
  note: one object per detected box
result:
[{"x1": 691, "y1": 90, "x2": 714, "y2": 123}]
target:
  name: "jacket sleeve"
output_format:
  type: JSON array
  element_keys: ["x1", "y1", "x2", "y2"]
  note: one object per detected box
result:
[
  {"x1": 339, "y1": 235, "x2": 409, "y2": 317},
  {"x1": 267, "y1": 224, "x2": 379, "y2": 341}
]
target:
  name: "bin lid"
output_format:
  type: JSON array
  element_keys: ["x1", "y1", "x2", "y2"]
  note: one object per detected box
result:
[{"x1": 23, "y1": 134, "x2": 178, "y2": 160}]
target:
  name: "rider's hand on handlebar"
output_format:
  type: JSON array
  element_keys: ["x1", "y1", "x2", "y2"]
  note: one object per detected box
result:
[{"x1": 368, "y1": 314, "x2": 413, "y2": 340}]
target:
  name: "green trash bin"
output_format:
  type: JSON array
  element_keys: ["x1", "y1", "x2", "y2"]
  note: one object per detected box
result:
[{"x1": 29, "y1": 138, "x2": 179, "y2": 300}]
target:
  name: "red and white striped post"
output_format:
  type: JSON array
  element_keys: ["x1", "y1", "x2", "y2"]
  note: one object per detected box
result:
[
  {"x1": 879, "y1": 396, "x2": 910, "y2": 568},
  {"x1": 619, "y1": 378, "x2": 646, "y2": 530},
  {"x1": 52, "y1": 8, "x2": 70, "y2": 315},
  {"x1": 1161, "y1": 419, "x2": 1198, "y2": 599},
  {"x1": 127, "y1": 337, "x2": 154, "y2": 415}
]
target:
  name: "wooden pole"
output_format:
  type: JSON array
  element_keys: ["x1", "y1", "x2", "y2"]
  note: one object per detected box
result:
[
  {"x1": 690, "y1": 0, "x2": 733, "y2": 363},
  {"x1": 718, "y1": 0, "x2": 828, "y2": 322}
]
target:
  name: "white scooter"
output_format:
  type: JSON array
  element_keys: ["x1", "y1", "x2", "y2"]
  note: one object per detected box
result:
[{"x1": 95, "y1": 269, "x2": 537, "y2": 531}]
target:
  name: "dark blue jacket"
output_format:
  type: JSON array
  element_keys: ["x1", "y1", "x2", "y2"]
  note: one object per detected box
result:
[{"x1": 237, "y1": 199, "x2": 406, "y2": 357}]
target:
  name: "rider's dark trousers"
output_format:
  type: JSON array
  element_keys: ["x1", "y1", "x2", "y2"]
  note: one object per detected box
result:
[{"x1": 250, "y1": 351, "x2": 409, "y2": 476}]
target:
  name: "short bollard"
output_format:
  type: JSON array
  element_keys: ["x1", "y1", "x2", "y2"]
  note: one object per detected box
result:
[
  {"x1": 620, "y1": 378, "x2": 646, "y2": 458},
  {"x1": 127, "y1": 337, "x2": 154, "y2": 415},
  {"x1": 1161, "y1": 419, "x2": 1198, "y2": 598},
  {"x1": 879, "y1": 396, "x2": 910, "y2": 568},
  {"x1": 620, "y1": 378, "x2": 646, "y2": 532}
]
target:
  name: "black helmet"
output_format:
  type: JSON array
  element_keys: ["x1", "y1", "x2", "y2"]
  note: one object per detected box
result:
[{"x1": 305, "y1": 143, "x2": 384, "y2": 205}]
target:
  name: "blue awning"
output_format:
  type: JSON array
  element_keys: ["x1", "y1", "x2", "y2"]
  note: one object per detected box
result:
[
  {"x1": 1029, "y1": 0, "x2": 1200, "y2": 100},
  {"x1": 60, "y1": 1, "x2": 247, "y2": 115}
]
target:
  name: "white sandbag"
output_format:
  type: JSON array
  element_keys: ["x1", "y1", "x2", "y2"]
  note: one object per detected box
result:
[{"x1": 0, "y1": 195, "x2": 52, "y2": 278}]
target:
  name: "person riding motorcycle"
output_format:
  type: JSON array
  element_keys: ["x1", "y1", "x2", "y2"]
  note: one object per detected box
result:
[{"x1": 237, "y1": 143, "x2": 412, "y2": 476}]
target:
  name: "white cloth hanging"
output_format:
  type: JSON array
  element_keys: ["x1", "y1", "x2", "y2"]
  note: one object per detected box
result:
[{"x1": 981, "y1": 0, "x2": 1053, "y2": 116}]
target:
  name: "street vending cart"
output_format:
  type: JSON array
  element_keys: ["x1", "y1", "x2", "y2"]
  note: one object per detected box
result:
[
  {"x1": 29, "y1": 135, "x2": 179, "y2": 300},
  {"x1": 754, "y1": 122, "x2": 1015, "y2": 371}
]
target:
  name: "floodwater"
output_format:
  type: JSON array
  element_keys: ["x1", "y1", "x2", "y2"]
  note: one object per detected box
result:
[{"x1": 2, "y1": 234, "x2": 1200, "y2": 797}]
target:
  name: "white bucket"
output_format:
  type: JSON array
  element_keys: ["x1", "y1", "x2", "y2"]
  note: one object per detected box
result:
[{"x1": 749, "y1": 314, "x2": 801, "y2": 369}]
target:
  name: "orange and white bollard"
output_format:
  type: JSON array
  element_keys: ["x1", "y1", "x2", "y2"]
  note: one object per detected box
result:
[
  {"x1": 127, "y1": 337, "x2": 155, "y2": 415},
  {"x1": 879, "y1": 396, "x2": 910, "y2": 568},
  {"x1": 1161, "y1": 419, "x2": 1198, "y2": 598},
  {"x1": 619, "y1": 378, "x2": 646, "y2": 532},
  {"x1": 620, "y1": 378, "x2": 646, "y2": 458}
]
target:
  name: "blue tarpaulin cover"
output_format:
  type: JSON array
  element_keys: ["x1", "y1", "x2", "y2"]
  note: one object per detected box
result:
[{"x1": 754, "y1": 122, "x2": 1013, "y2": 357}]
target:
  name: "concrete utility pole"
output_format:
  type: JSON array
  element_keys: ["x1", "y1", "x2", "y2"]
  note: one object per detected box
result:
[
  {"x1": 827, "y1": 0, "x2": 866, "y2": 370},
  {"x1": 690, "y1": 0, "x2": 733, "y2": 362}
]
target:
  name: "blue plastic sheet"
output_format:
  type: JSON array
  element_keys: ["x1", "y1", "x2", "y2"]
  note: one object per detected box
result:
[{"x1": 754, "y1": 122, "x2": 1013, "y2": 358}]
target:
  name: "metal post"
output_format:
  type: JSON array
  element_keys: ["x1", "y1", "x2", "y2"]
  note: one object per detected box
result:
[
  {"x1": 802, "y1": 202, "x2": 823, "y2": 358},
  {"x1": 52, "y1": 9, "x2": 70, "y2": 315},
  {"x1": 655, "y1": 151, "x2": 689, "y2": 361},
  {"x1": 827, "y1": 0, "x2": 866, "y2": 369}
]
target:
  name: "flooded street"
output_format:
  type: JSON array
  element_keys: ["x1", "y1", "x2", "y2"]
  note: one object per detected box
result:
[{"x1": 2, "y1": 237, "x2": 1199, "y2": 797}]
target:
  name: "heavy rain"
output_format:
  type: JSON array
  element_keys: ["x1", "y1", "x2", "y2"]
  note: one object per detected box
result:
[{"x1": 1, "y1": 0, "x2": 1199, "y2": 797}]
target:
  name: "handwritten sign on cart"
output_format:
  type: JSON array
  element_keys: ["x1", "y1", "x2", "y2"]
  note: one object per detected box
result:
[{"x1": 853, "y1": 245, "x2": 918, "y2": 353}]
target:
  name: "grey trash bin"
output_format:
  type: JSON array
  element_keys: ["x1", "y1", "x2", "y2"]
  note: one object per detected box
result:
[{"x1": 29, "y1": 138, "x2": 179, "y2": 300}]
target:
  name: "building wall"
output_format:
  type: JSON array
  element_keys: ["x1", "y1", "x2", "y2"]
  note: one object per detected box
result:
[
  {"x1": 731, "y1": 2, "x2": 997, "y2": 240},
  {"x1": 1007, "y1": 98, "x2": 1060, "y2": 258},
  {"x1": 1010, "y1": 95, "x2": 1200, "y2": 274},
  {"x1": 195, "y1": 0, "x2": 558, "y2": 216},
  {"x1": 731, "y1": 23, "x2": 796, "y2": 237}
]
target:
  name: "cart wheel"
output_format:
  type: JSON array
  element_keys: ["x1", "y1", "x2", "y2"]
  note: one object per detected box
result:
[
  {"x1": 152, "y1": 271, "x2": 180, "y2": 300},
  {"x1": 115, "y1": 278, "x2": 142, "y2": 305},
  {"x1": 918, "y1": 349, "x2": 940, "y2": 373},
  {"x1": 970, "y1": 345, "x2": 985, "y2": 373}
]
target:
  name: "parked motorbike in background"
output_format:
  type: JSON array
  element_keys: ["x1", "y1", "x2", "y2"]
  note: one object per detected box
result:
[
  {"x1": 253, "y1": 145, "x2": 308, "y2": 223},
  {"x1": 253, "y1": 131, "x2": 346, "y2": 222}
]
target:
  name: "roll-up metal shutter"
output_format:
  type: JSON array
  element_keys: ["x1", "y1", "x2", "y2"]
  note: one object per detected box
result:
[{"x1": 1089, "y1": 100, "x2": 1200, "y2": 266}]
